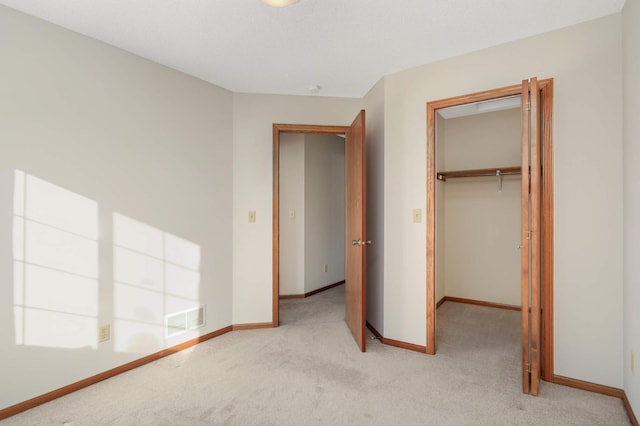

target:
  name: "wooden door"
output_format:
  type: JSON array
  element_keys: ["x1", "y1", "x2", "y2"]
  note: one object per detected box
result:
[
  {"x1": 345, "y1": 110, "x2": 367, "y2": 352},
  {"x1": 521, "y1": 77, "x2": 541, "y2": 395}
]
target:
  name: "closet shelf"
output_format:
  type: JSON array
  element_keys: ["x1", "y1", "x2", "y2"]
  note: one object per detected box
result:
[{"x1": 437, "y1": 166, "x2": 521, "y2": 181}]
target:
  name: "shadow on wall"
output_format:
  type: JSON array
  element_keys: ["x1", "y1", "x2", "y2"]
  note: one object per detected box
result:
[{"x1": 11, "y1": 170, "x2": 203, "y2": 355}]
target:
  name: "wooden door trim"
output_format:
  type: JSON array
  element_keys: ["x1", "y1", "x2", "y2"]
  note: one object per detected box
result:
[
  {"x1": 272, "y1": 124, "x2": 349, "y2": 327},
  {"x1": 541, "y1": 80, "x2": 554, "y2": 382},
  {"x1": 426, "y1": 80, "x2": 554, "y2": 379}
]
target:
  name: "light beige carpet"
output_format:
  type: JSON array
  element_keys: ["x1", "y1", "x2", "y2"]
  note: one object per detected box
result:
[{"x1": 3, "y1": 285, "x2": 630, "y2": 425}]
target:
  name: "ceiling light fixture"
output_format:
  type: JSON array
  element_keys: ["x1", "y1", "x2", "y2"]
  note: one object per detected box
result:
[{"x1": 260, "y1": 0, "x2": 300, "y2": 7}]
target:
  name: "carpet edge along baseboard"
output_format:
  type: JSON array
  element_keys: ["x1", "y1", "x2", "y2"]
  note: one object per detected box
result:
[
  {"x1": 2, "y1": 326, "x2": 637, "y2": 426},
  {"x1": 0, "y1": 325, "x2": 233, "y2": 421}
]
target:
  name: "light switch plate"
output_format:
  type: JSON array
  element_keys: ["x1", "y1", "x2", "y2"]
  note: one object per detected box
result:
[
  {"x1": 413, "y1": 208, "x2": 422, "y2": 223},
  {"x1": 98, "y1": 325, "x2": 110, "y2": 343}
]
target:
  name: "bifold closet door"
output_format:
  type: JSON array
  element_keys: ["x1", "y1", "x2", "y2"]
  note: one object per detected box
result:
[{"x1": 521, "y1": 77, "x2": 541, "y2": 395}]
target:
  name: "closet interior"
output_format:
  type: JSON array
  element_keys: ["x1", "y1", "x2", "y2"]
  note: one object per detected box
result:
[{"x1": 435, "y1": 97, "x2": 523, "y2": 353}]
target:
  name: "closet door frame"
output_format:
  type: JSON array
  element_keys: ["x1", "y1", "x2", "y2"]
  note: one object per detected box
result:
[{"x1": 425, "y1": 79, "x2": 554, "y2": 383}]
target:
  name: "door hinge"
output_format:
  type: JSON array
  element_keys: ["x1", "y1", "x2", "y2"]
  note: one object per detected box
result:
[
  {"x1": 526, "y1": 101, "x2": 531, "y2": 111},
  {"x1": 526, "y1": 363, "x2": 531, "y2": 373},
  {"x1": 526, "y1": 231, "x2": 533, "y2": 240}
]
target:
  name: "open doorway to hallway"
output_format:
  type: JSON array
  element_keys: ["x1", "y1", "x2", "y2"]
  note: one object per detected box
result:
[{"x1": 278, "y1": 132, "x2": 346, "y2": 305}]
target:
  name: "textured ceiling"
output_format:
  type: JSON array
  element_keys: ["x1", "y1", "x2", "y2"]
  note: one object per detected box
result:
[{"x1": 0, "y1": 0, "x2": 626, "y2": 98}]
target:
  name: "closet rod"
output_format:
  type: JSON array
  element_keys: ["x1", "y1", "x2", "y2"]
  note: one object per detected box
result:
[{"x1": 437, "y1": 166, "x2": 521, "y2": 181}]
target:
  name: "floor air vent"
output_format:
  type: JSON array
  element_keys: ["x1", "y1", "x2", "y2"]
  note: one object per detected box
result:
[{"x1": 166, "y1": 306, "x2": 205, "y2": 337}]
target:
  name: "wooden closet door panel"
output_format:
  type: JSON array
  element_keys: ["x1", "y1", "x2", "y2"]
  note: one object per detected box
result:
[
  {"x1": 521, "y1": 79, "x2": 531, "y2": 395},
  {"x1": 521, "y1": 77, "x2": 542, "y2": 395},
  {"x1": 529, "y1": 77, "x2": 542, "y2": 396}
]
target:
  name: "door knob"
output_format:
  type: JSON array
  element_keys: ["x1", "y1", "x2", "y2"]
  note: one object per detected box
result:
[
  {"x1": 351, "y1": 239, "x2": 372, "y2": 246},
  {"x1": 363, "y1": 240, "x2": 372, "y2": 245}
]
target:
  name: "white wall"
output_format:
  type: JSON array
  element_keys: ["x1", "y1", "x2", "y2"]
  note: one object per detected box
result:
[
  {"x1": 441, "y1": 109, "x2": 521, "y2": 306},
  {"x1": 442, "y1": 109, "x2": 521, "y2": 170},
  {"x1": 364, "y1": 78, "x2": 385, "y2": 333},
  {"x1": 304, "y1": 134, "x2": 345, "y2": 293},
  {"x1": 443, "y1": 178, "x2": 520, "y2": 305},
  {"x1": 384, "y1": 14, "x2": 623, "y2": 387},
  {"x1": 623, "y1": 0, "x2": 640, "y2": 415},
  {"x1": 232, "y1": 94, "x2": 362, "y2": 324},
  {"x1": 278, "y1": 134, "x2": 305, "y2": 295},
  {"x1": 0, "y1": 5, "x2": 234, "y2": 410}
]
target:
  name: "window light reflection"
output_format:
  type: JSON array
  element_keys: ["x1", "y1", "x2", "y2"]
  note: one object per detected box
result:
[
  {"x1": 113, "y1": 214, "x2": 202, "y2": 353},
  {"x1": 12, "y1": 170, "x2": 99, "y2": 349}
]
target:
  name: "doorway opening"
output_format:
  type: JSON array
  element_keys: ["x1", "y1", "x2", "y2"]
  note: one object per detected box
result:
[
  {"x1": 277, "y1": 131, "x2": 346, "y2": 302},
  {"x1": 272, "y1": 124, "x2": 348, "y2": 327},
  {"x1": 426, "y1": 80, "x2": 554, "y2": 395},
  {"x1": 272, "y1": 112, "x2": 368, "y2": 352}
]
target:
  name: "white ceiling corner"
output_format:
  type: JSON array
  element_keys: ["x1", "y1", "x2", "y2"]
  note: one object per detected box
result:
[{"x1": 0, "y1": 0, "x2": 626, "y2": 98}]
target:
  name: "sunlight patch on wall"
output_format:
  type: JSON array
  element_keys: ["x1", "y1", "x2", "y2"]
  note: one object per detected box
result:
[
  {"x1": 113, "y1": 213, "x2": 202, "y2": 353},
  {"x1": 12, "y1": 170, "x2": 99, "y2": 349}
]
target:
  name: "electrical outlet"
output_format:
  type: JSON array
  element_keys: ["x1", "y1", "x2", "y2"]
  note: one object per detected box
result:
[
  {"x1": 632, "y1": 352, "x2": 636, "y2": 375},
  {"x1": 413, "y1": 208, "x2": 422, "y2": 223},
  {"x1": 248, "y1": 210, "x2": 256, "y2": 223},
  {"x1": 98, "y1": 324, "x2": 110, "y2": 343},
  {"x1": 323, "y1": 264, "x2": 328, "y2": 273}
]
